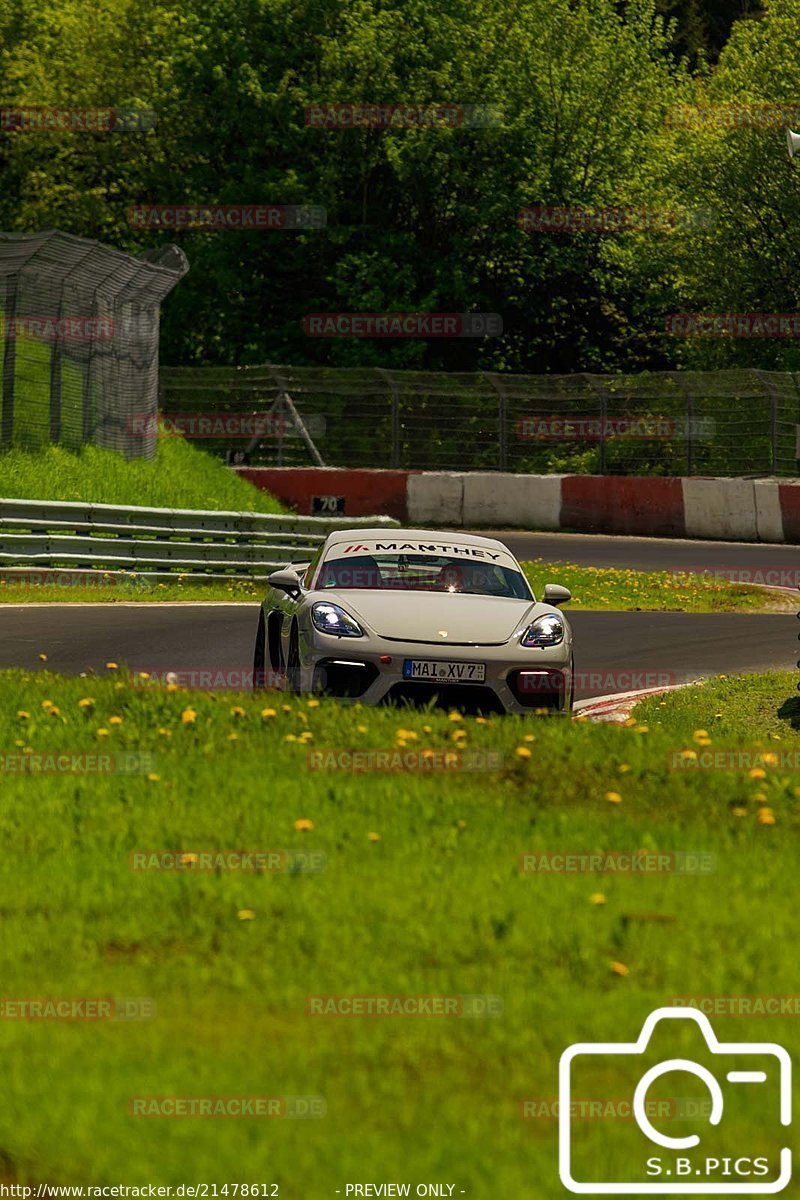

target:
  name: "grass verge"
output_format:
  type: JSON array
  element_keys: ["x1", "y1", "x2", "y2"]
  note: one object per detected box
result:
[
  {"x1": 0, "y1": 669, "x2": 798, "y2": 1192},
  {"x1": 522, "y1": 558, "x2": 794, "y2": 611},
  {"x1": 0, "y1": 559, "x2": 789, "y2": 608},
  {"x1": 0, "y1": 440, "x2": 287, "y2": 513}
]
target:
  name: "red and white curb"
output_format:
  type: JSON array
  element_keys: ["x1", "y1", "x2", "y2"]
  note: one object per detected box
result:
[{"x1": 573, "y1": 684, "x2": 694, "y2": 723}]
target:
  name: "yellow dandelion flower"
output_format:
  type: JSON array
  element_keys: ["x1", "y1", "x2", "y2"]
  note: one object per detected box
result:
[
  {"x1": 109, "y1": 715, "x2": 123, "y2": 726},
  {"x1": 47, "y1": 706, "x2": 61, "y2": 717},
  {"x1": 17, "y1": 711, "x2": 29, "y2": 720},
  {"x1": 692, "y1": 729, "x2": 709, "y2": 742},
  {"x1": 181, "y1": 708, "x2": 197, "y2": 725},
  {"x1": 158, "y1": 727, "x2": 172, "y2": 737},
  {"x1": 137, "y1": 672, "x2": 150, "y2": 681},
  {"x1": 757, "y1": 807, "x2": 775, "y2": 826},
  {"x1": 451, "y1": 729, "x2": 467, "y2": 742},
  {"x1": 237, "y1": 909, "x2": 256, "y2": 921},
  {"x1": 731, "y1": 806, "x2": 747, "y2": 817},
  {"x1": 516, "y1": 746, "x2": 532, "y2": 759},
  {"x1": 590, "y1": 893, "x2": 606, "y2": 905},
  {"x1": 97, "y1": 728, "x2": 109, "y2": 738},
  {"x1": 147, "y1": 773, "x2": 161, "y2": 782},
  {"x1": 227, "y1": 732, "x2": 239, "y2": 741},
  {"x1": 294, "y1": 818, "x2": 314, "y2": 831},
  {"x1": 367, "y1": 831, "x2": 381, "y2": 842},
  {"x1": 749, "y1": 768, "x2": 766, "y2": 780},
  {"x1": 41, "y1": 700, "x2": 53, "y2": 710},
  {"x1": 230, "y1": 706, "x2": 246, "y2": 719},
  {"x1": 357, "y1": 724, "x2": 368, "y2": 733},
  {"x1": 106, "y1": 662, "x2": 118, "y2": 670},
  {"x1": 624, "y1": 718, "x2": 637, "y2": 728},
  {"x1": 457, "y1": 819, "x2": 466, "y2": 829},
  {"x1": 78, "y1": 698, "x2": 94, "y2": 709},
  {"x1": 523, "y1": 733, "x2": 535, "y2": 743},
  {"x1": 753, "y1": 791, "x2": 768, "y2": 803},
  {"x1": 475, "y1": 717, "x2": 488, "y2": 725},
  {"x1": 180, "y1": 853, "x2": 198, "y2": 866},
  {"x1": 680, "y1": 749, "x2": 697, "y2": 761},
  {"x1": 605, "y1": 791, "x2": 622, "y2": 804},
  {"x1": 762, "y1": 753, "x2": 778, "y2": 766},
  {"x1": 448, "y1": 711, "x2": 463, "y2": 722},
  {"x1": 282, "y1": 704, "x2": 292, "y2": 713},
  {"x1": 261, "y1": 708, "x2": 277, "y2": 719},
  {"x1": 38, "y1": 653, "x2": 47, "y2": 662},
  {"x1": 307, "y1": 698, "x2": 320, "y2": 708},
  {"x1": 423, "y1": 724, "x2": 432, "y2": 733},
  {"x1": 610, "y1": 961, "x2": 630, "y2": 977}
]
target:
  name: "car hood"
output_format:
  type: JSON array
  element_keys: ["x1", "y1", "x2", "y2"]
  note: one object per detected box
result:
[{"x1": 315, "y1": 590, "x2": 540, "y2": 645}]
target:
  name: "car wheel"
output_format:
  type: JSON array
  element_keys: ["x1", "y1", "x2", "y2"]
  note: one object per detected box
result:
[
  {"x1": 287, "y1": 623, "x2": 302, "y2": 693},
  {"x1": 566, "y1": 654, "x2": 575, "y2": 714},
  {"x1": 253, "y1": 610, "x2": 267, "y2": 690}
]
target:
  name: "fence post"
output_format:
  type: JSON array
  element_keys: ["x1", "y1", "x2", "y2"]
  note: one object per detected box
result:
[
  {"x1": 1, "y1": 277, "x2": 17, "y2": 448},
  {"x1": 484, "y1": 373, "x2": 508, "y2": 471},
  {"x1": 377, "y1": 368, "x2": 401, "y2": 468}
]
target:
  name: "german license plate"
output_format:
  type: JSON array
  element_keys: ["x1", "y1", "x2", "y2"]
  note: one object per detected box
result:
[{"x1": 402, "y1": 659, "x2": 486, "y2": 683}]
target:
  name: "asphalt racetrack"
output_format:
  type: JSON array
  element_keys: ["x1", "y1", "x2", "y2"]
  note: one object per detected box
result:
[{"x1": 0, "y1": 533, "x2": 795, "y2": 700}]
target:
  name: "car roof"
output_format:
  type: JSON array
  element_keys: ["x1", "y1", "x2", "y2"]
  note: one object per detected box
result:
[{"x1": 323, "y1": 528, "x2": 513, "y2": 555}]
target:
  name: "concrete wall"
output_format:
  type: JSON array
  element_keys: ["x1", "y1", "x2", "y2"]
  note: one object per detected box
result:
[{"x1": 236, "y1": 467, "x2": 800, "y2": 542}]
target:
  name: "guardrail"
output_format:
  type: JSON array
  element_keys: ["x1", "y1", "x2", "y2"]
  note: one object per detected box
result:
[{"x1": 0, "y1": 498, "x2": 399, "y2": 581}]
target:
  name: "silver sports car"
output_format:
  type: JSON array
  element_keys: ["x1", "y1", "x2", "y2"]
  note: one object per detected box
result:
[{"x1": 253, "y1": 528, "x2": 574, "y2": 714}]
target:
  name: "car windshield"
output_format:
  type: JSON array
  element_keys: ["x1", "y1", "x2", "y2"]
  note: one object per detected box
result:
[{"x1": 318, "y1": 553, "x2": 531, "y2": 599}]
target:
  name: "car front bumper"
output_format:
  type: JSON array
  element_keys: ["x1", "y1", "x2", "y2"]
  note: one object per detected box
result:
[{"x1": 299, "y1": 631, "x2": 573, "y2": 715}]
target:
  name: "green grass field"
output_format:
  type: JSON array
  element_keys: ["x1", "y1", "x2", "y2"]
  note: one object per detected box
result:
[
  {"x1": 0, "y1": 558, "x2": 790, "y2": 609},
  {"x1": 0, "y1": 668, "x2": 799, "y2": 1193},
  {"x1": 0, "y1": 440, "x2": 286, "y2": 513}
]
